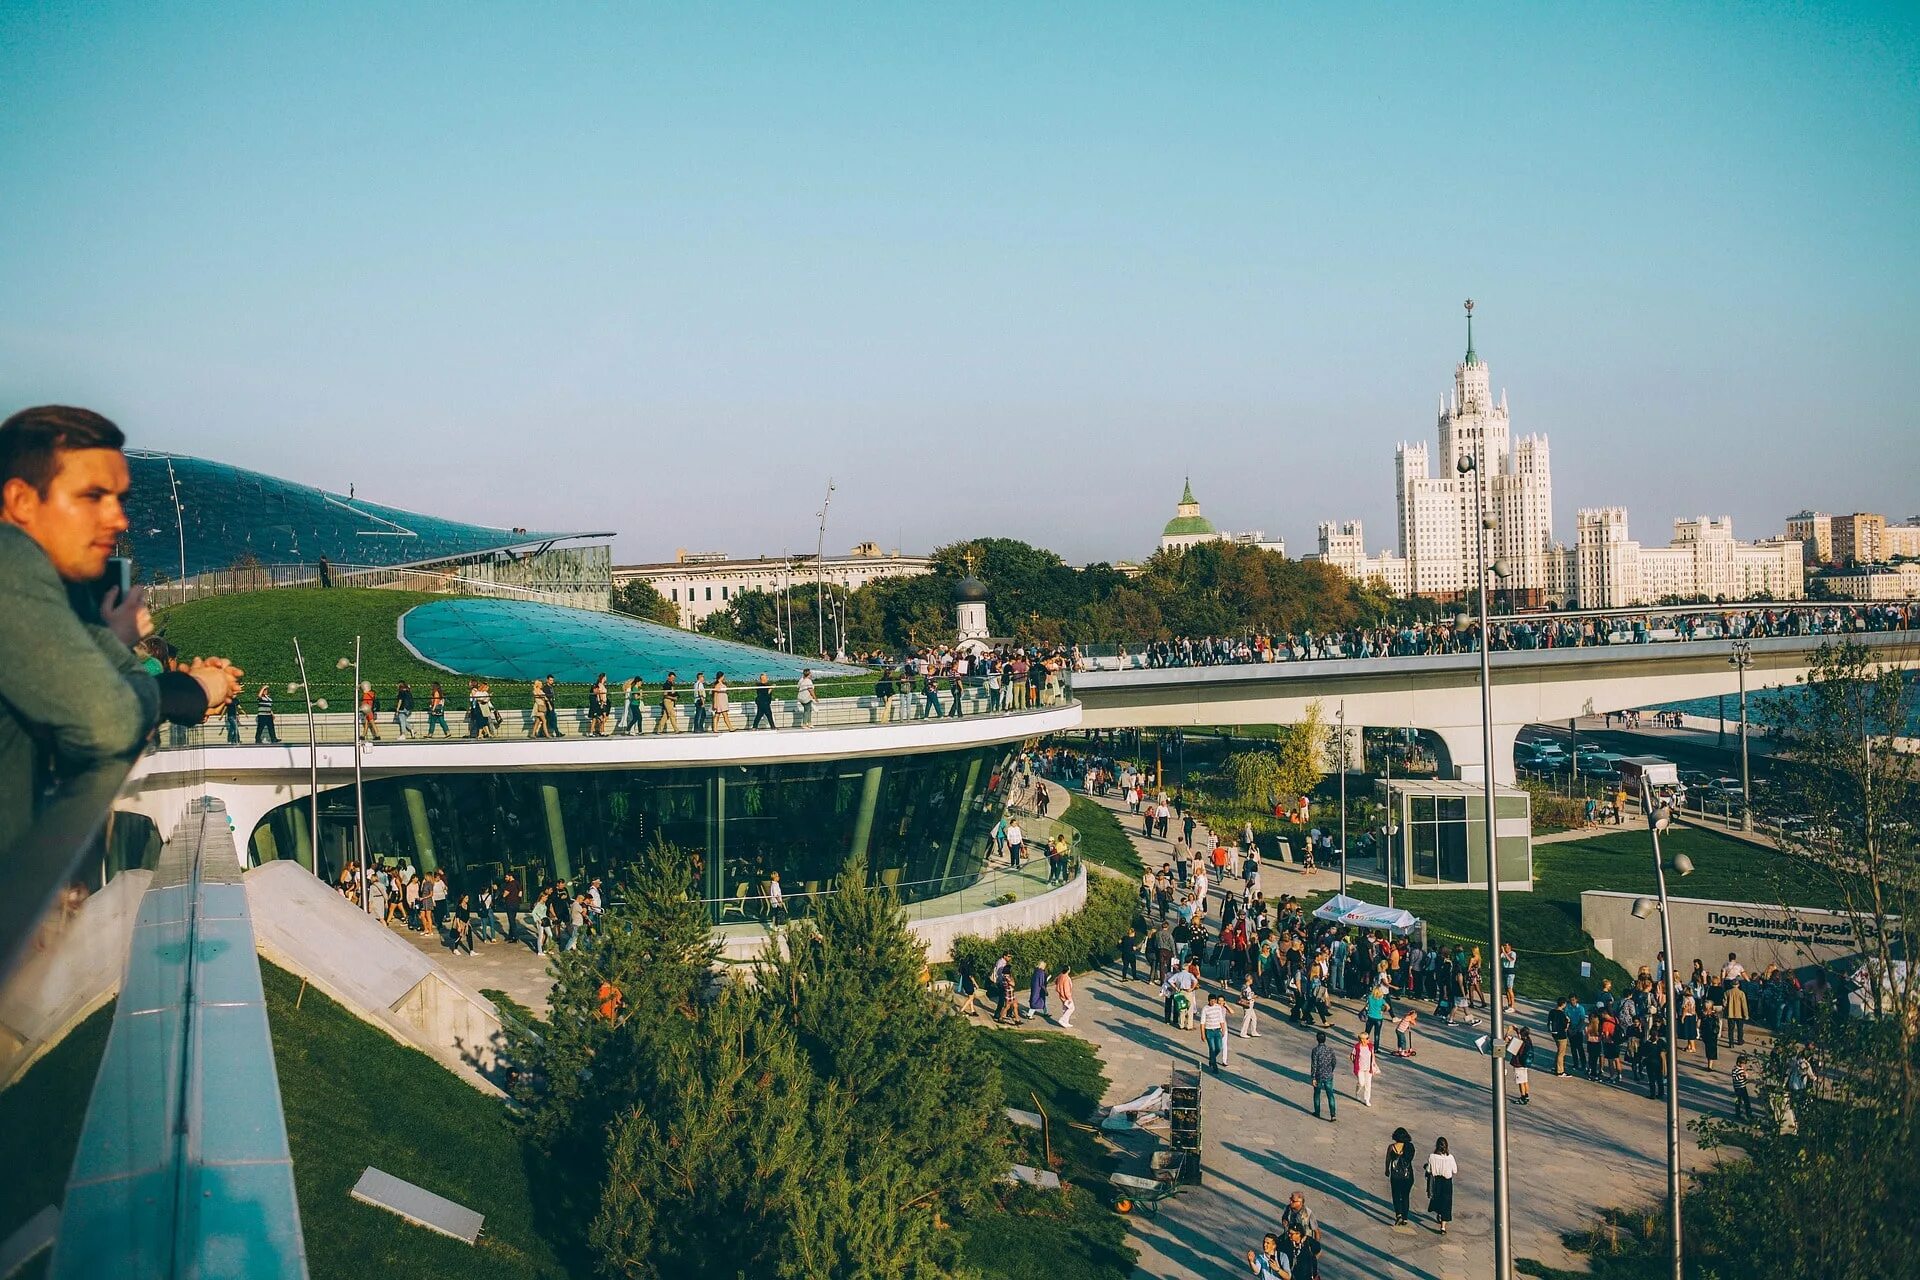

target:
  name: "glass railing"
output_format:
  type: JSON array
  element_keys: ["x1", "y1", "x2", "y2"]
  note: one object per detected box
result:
[
  {"x1": 1073, "y1": 601, "x2": 1920, "y2": 670},
  {"x1": 0, "y1": 762, "x2": 133, "y2": 989},
  {"x1": 147, "y1": 674, "x2": 1075, "y2": 751}
]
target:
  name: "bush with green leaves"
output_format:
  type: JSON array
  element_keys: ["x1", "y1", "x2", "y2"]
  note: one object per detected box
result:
[{"x1": 951, "y1": 872, "x2": 1138, "y2": 989}]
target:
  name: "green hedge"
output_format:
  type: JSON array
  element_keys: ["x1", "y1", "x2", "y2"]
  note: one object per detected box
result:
[{"x1": 952, "y1": 872, "x2": 1139, "y2": 985}]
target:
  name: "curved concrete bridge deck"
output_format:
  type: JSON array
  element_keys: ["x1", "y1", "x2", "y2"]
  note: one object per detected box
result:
[{"x1": 1073, "y1": 629, "x2": 1920, "y2": 782}]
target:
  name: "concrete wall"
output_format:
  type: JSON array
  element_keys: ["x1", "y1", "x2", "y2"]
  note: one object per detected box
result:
[
  {"x1": 714, "y1": 867, "x2": 1088, "y2": 964},
  {"x1": 246, "y1": 860, "x2": 507, "y2": 1092},
  {"x1": 0, "y1": 871, "x2": 150, "y2": 1087},
  {"x1": 1582, "y1": 889, "x2": 1874, "y2": 978}
]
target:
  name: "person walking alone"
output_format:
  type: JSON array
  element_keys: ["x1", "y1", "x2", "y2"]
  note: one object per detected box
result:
[
  {"x1": 359, "y1": 681, "x2": 381, "y2": 740},
  {"x1": 1238, "y1": 973, "x2": 1260, "y2": 1038},
  {"x1": 393, "y1": 680, "x2": 415, "y2": 737},
  {"x1": 750, "y1": 673, "x2": 776, "y2": 729},
  {"x1": 1309, "y1": 1031, "x2": 1338, "y2": 1121},
  {"x1": 1384, "y1": 1127, "x2": 1418, "y2": 1226},
  {"x1": 796, "y1": 668, "x2": 816, "y2": 726},
  {"x1": 1424, "y1": 1137, "x2": 1457, "y2": 1233},
  {"x1": 1055, "y1": 965, "x2": 1075, "y2": 1029},
  {"x1": 1353, "y1": 1032, "x2": 1380, "y2": 1107},
  {"x1": 426, "y1": 682, "x2": 450, "y2": 737},
  {"x1": 1202, "y1": 992, "x2": 1229, "y2": 1073}
]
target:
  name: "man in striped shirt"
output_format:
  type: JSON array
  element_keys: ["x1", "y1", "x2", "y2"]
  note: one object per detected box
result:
[{"x1": 1731, "y1": 1053, "x2": 1756, "y2": 1121}]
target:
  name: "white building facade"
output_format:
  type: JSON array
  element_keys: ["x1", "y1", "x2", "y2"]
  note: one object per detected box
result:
[
  {"x1": 615, "y1": 543, "x2": 932, "y2": 628},
  {"x1": 1307, "y1": 521, "x2": 1411, "y2": 595},
  {"x1": 1394, "y1": 306, "x2": 1556, "y2": 604},
  {"x1": 1573, "y1": 509, "x2": 1805, "y2": 607}
]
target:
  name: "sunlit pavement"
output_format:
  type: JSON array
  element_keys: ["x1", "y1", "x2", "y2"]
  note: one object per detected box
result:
[{"x1": 1047, "y1": 783, "x2": 1732, "y2": 1280}]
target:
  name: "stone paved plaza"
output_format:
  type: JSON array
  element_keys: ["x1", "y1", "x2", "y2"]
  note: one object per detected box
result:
[{"x1": 1054, "y1": 784, "x2": 1730, "y2": 1279}]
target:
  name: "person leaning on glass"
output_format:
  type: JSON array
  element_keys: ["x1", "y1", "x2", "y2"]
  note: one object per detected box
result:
[{"x1": 0, "y1": 406, "x2": 244, "y2": 852}]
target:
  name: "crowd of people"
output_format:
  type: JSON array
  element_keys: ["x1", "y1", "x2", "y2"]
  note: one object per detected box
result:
[
  {"x1": 1089, "y1": 600, "x2": 1919, "y2": 671},
  {"x1": 333, "y1": 858, "x2": 609, "y2": 957},
  {"x1": 194, "y1": 643, "x2": 1087, "y2": 750}
]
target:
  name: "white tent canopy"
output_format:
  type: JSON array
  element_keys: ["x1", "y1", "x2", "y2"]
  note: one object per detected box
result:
[{"x1": 1313, "y1": 893, "x2": 1419, "y2": 935}]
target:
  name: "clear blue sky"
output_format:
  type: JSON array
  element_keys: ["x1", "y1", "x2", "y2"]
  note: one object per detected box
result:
[{"x1": 4, "y1": 2, "x2": 1915, "y2": 565}]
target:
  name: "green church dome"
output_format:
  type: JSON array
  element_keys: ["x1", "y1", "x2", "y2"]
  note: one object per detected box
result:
[{"x1": 1162, "y1": 514, "x2": 1217, "y2": 536}]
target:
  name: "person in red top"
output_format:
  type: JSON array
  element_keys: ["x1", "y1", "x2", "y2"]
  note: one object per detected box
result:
[{"x1": 359, "y1": 681, "x2": 381, "y2": 740}]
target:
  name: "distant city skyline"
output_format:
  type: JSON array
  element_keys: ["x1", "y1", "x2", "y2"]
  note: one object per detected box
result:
[{"x1": 3, "y1": 4, "x2": 1915, "y2": 566}]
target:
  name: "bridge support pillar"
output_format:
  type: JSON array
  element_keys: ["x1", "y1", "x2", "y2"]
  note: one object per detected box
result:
[{"x1": 1432, "y1": 722, "x2": 1522, "y2": 786}]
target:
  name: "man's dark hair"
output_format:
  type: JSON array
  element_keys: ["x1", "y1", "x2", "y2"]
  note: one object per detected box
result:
[{"x1": 0, "y1": 406, "x2": 126, "y2": 495}]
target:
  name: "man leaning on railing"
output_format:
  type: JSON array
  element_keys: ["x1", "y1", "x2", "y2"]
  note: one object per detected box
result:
[{"x1": 0, "y1": 406, "x2": 244, "y2": 851}]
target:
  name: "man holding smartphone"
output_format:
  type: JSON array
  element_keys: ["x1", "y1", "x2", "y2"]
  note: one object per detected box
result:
[{"x1": 0, "y1": 405, "x2": 244, "y2": 852}]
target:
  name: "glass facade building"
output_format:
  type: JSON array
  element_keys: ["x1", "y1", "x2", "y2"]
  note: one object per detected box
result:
[
  {"x1": 247, "y1": 743, "x2": 1018, "y2": 919},
  {"x1": 121, "y1": 450, "x2": 599, "y2": 580},
  {"x1": 1377, "y1": 779, "x2": 1533, "y2": 889}
]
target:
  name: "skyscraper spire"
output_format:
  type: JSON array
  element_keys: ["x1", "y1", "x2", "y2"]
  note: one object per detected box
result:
[{"x1": 1464, "y1": 298, "x2": 1477, "y2": 366}]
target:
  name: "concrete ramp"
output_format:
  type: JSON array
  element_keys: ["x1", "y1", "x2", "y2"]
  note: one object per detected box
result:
[
  {"x1": 245, "y1": 861, "x2": 507, "y2": 1091},
  {"x1": 0, "y1": 870, "x2": 150, "y2": 1088}
]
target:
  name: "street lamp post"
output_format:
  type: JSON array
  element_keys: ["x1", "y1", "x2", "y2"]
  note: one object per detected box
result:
[
  {"x1": 1631, "y1": 782, "x2": 1695, "y2": 1280},
  {"x1": 292, "y1": 638, "x2": 320, "y2": 878},
  {"x1": 1337, "y1": 699, "x2": 1348, "y2": 897},
  {"x1": 337, "y1": 639, "x2": 369, "y2": 913},
  {"x1": 1729, "y1": 640, "x2": 1754, "y2": 831},
  {"x1": 1458, "y1": 442, "x2": 1514, "y2": 1279},
  {"x1": 163, "y1": 455, "x2": 189, "y2": 596},
  {"x1": 815, "y1": 479, "x2": 834, "y2": 658}
]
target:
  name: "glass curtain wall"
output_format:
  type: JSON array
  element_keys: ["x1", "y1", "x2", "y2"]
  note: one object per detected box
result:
[
  {"x1": 247, "y1": 744, "x2": 1015, "y2": 921},
  {"x1": 1389, "y1": 787, "x2": 1531, "y2": 888}
]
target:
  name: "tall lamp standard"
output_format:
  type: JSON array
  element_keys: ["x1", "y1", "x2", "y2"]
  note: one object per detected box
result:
[
  {"x1": 336, "y1": 638, "x2": 369, "y2": 913},
  {"x1": 292, "y1": 638, "x2": 322, "y2": 877},
  {"x1": 1458, "y1": 436, "x2": 1514, "y2": 1279},
  {"x1": 814, "y1": 478, "x2": 835, "y2": 658},
  {"x1": 1337, "y1": 699, "x2": 1348, "y2": 897},
  {"x1": 1631, "y1": 782, "x2": 1695, "y2": 1280},
  {"x1": 1729, "y1": 640, "x2": 1754, "y2": 831}
]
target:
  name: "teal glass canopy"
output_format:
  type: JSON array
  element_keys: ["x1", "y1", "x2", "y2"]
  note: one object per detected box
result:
[{"x1": 398, "y1": 598, "x2": 862, "y2": 684}]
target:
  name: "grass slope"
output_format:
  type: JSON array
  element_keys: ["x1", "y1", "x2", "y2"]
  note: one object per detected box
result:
[
  {"x1": 963, "y1": 1031, "x2": 1135, "y2": 1280},
  {"x1": 0, "y1": 1002, "x2": 114, "y2": 1258},
  {"x1": 156, "y1": 587, "x2": 481, "y2": 703},
  {"x1": 155, "y1": 587, "x2": 878, "y2": 710},
  {"x1": 263, "y1": 961, "x2": 566, "y2": 1280},
  {"x1": 1064, "y1": 793, "x2": 1143, "y2": 875},
  {"x1": 1396, "y1": 824, "x2": 1827, "y2": 1000}
]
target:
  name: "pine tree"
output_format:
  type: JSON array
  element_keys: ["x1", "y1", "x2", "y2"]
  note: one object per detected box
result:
[
  {"x1": 502, "y1": 837, "x2": 720, "y2": 1257},
  {"x1": 758, "y1": 851, "x2": 1005, "y2": 1270},
  {"x1": 591, "y1": 981, "x2": 842, "y2": 1280}
]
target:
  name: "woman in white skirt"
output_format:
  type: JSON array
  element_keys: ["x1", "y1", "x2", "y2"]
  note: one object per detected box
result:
[
  {"x1": 1424, "y1": 1136, "x2": 1457, "y2": 1233},
  {"x1": 1352, "y1": 1033, "x2": 1380, "y2": 1106}
]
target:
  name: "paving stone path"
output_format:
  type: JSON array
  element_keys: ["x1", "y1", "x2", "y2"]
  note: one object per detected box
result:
[{"x1": 1037, "y1": 781, "x2": 1734, "y2": 1280}]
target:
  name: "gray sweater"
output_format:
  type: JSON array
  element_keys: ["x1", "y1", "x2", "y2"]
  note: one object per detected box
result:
[{"x1": 0, "y1": 525, "x2": 203, "y2": 852}]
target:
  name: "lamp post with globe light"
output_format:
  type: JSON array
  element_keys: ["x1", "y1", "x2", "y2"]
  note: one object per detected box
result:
[
  {"x1": 1630, "y1": 778, "x2": 1694, "y2": 1280},
  {"x1": 1729, "y1": 640, "x2": 1754, "y2": 831},
  {"x1": 336, "y1": 639, "x2": 368, "y2": 912},
  {"x1": 292, "y1": 638, "x2": 323, "y2": 877},
  {"x1": 1457, "y1": 393, "x2": 1517, "y2": 1277}
]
